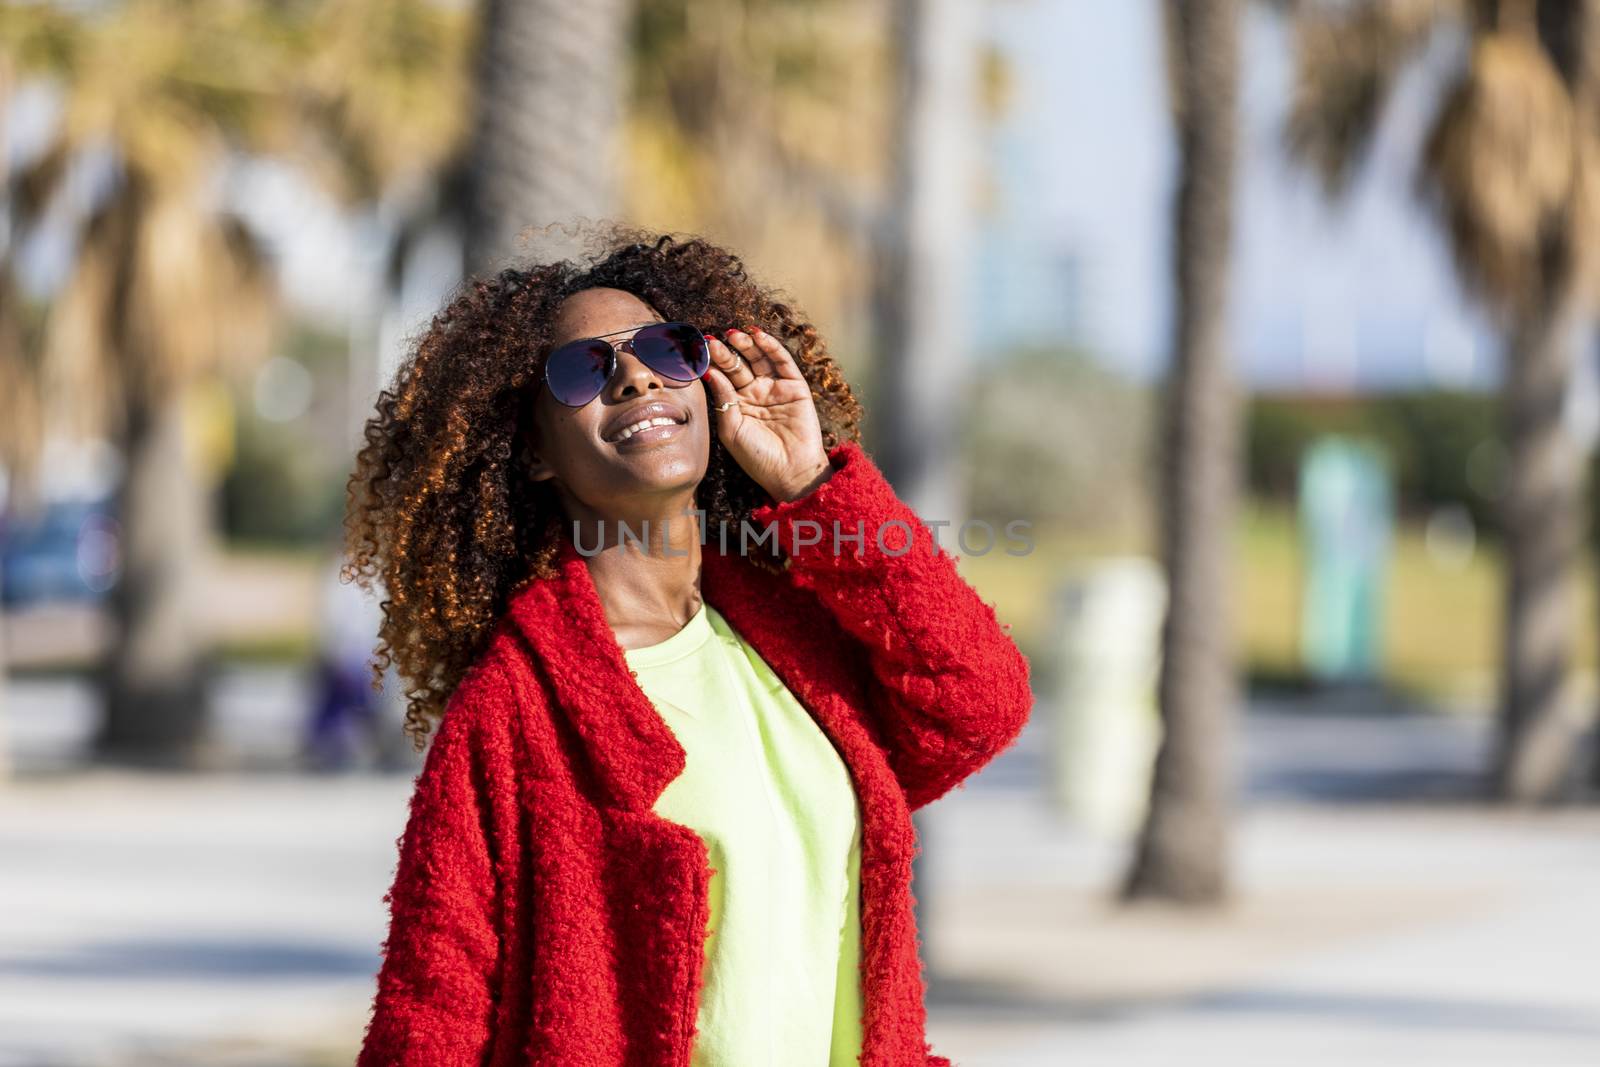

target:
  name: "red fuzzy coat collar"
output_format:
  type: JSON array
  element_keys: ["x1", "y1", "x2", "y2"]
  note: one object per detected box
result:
[{"x1": 503, "y1": 511, "x2": 901, "y2": 816}]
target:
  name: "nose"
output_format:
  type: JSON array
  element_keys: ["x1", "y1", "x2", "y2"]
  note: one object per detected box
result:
[{"x1": 606, "y1": 343, "x2": 669, "y2": 399}]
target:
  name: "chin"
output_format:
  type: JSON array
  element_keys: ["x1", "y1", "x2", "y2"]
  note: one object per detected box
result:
[{"x1": 607, "y1": 442, "x2": 707, "y2": 495}]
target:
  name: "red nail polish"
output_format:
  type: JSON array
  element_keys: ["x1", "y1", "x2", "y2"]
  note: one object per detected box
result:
[
  {"x1": 723, "y1": 328, "x2": 739, "y2": 339},
  {"x1": 744, "y1": 324, "x2": 760, "y2": 335}
]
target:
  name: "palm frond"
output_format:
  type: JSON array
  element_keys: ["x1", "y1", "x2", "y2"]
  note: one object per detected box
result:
[
  {"x1": 1283, "y1": 0, "x2": 1466, "y2": 197},
  {"x1": 294, "y1": 0, "x2": 474, "y2": 203},
  {"x1": 1418, "y1": 29, "x2": 1592, "y2": 315}
]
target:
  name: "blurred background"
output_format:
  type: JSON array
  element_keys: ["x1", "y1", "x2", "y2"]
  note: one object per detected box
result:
[{"x1": 3, "y1": 0, "x2": 1599, "y2": 1064}]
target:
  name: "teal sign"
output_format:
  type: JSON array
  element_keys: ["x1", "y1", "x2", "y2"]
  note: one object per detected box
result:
[{"x1": 1297, "y1": 436, "x2": 1394, "y2": 681}]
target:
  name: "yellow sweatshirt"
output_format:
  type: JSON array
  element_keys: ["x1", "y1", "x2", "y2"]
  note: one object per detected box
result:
[{"x1": 624, "y1": 601, "x2": 865, "y2": 1066}]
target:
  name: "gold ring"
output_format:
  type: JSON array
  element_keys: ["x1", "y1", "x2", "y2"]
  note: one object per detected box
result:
[{"x1": 715, "y1": 400, "x2": 738, "y2": 413}]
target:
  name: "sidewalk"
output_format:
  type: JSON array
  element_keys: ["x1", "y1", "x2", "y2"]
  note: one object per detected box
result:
[
  {"x1": 922, "y1": 773, "x2": 1600, "y2": 1065},
  {"x1": 2, "y1": 671, "x2": 1597, "y2": 1065}
]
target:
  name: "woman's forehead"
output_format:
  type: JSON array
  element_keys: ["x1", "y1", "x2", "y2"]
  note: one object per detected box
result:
[{"x1": 553, "y1": 288, "x2": 661, "y2": 339}]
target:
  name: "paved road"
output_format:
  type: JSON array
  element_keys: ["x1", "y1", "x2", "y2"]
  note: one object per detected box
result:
[{"x1": 2, "y1": 670, "x2": 1598, "y2": 1066}]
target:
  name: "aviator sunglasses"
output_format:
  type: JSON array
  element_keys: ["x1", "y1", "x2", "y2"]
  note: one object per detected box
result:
[{"x1": 539, "y1": 321, "x2": 711, "y2": 407}]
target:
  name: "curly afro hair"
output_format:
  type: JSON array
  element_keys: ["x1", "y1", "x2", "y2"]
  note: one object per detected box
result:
[{"x1": 342, "y1": 223, "x2": 865, "y2": 751}]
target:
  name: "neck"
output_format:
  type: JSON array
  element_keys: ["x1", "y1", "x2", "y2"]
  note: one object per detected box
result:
[{"x1": 567, "y1": 490, "x2": 706, "y2": 651}]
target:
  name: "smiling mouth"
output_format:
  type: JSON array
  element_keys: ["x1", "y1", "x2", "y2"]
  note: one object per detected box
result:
[
  {"x1": 601, "y1": 404, "x2": 688, "y2": 447},
  {"x1": 608, "y1": 412, "x2": 684, "y2": 441}
]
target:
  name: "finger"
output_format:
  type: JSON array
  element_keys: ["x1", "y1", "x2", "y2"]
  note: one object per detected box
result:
[
  {"x1": 702, "y1": 366, "x2": 744, "y2": 423},
  {"x1": 747, "y1": 328, "x2": 805, "y2": 382},
  {"x1": 708, "y1": 334, "x2": 755, "y2": 388},
  {"x1": 724, "y1": 328, "x2": 776, "y2": 379}
]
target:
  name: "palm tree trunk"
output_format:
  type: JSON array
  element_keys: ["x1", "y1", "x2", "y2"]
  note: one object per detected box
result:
[
  {"x1": 460, "y1": 0, "x2": 629, "y2": 277},
  {"x1": 91, "y1": 183, "x2": 214, "y2": 767},
  {"x1": 870, "y1": 0, "x2": 978, "y2": 524},
  {"x1": 1491, "y1": 0, "x2": 1599, "y2": 802},
  {"x1": 92, "y1": 385, "x2": 213, "y2": 766},
  {"x1": 1123, "y1": 0, "x2": 1243, "y2": 906},
  {"x1": 1494, "y1": 287, "x2": 1586, "y2": 802},
  {"x1": 0, "y1": 50, "x2": 13, "y2": 784},
  {"x1": 870, "y1": 0, "x2": 982, "y2": 957}
]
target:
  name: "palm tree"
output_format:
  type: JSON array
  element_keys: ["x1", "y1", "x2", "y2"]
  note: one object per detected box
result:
[
  {"x1": 1123, "y1": 0, "x2": 1245, "y2": 906},
  {"x1": 1283, "y1": 0, "x2": 1600, "y2": 803},
  {"x1": 1, "y1": 1, "x2": 282, "y2": 766},
  {"x1": 0, "y1": 0, "x2": 470, "y2": 767},
  {"x1": 0, "y1": 48, "x2": 18, "y2": 783}
]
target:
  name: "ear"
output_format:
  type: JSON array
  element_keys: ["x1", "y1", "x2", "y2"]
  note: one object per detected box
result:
[
  {"x1": 528, "y1": 453, "x2": 557, "y2": 484},
  {"x1": 518, "y1": 421, "x2": 558, "y2": 484}
]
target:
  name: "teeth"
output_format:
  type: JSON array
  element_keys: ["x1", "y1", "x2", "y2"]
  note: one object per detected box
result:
[{"x1": 616, "y1": 416, "x2": 678, "y2": 441}]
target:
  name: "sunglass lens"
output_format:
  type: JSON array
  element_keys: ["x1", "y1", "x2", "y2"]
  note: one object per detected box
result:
[
  {"x1": 545, "y1": 339, "x2": 612, "y2": 406},
  {"x1": 634, "y1": 322, "x2": 709, "y2": 381}
]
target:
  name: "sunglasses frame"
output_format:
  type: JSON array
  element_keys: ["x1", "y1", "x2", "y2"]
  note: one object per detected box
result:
[{"x1": 538, "y1": 321, "x2": 710, "y2": 408}]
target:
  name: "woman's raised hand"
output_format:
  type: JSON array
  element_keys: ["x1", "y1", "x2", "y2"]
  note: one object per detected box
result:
[{"x1": 702, "y1": 326, "x2": 833, "y2": 503}]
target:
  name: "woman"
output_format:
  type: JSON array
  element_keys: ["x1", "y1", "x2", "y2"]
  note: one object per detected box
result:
[{"x1": 346, "y1": 226, "x2": 1033, "y2": 1066}]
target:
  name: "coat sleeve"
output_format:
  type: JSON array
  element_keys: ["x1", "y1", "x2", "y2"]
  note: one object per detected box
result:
[
  {"x1": 749, "y1": 440, "x2": 1035, "y2": 812},
  {"x1": 356, "y1": 669, "x2": 508, "y2": 1066}
]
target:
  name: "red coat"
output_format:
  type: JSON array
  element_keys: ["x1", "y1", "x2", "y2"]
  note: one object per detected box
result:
[{"x1": 356, "y1": 440, "x2": 1034, "y2": 1066}]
